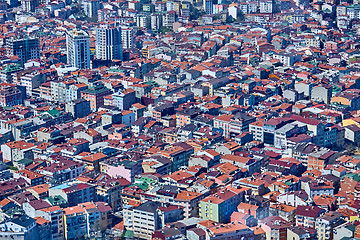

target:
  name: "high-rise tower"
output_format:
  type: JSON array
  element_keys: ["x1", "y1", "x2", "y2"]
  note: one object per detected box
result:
[
  {"x1": 95, "y1": 25, "x2": 123, "y2": 61},
  {"x1": 66, "y1": 29, "x2": 90, "y2": 69}
]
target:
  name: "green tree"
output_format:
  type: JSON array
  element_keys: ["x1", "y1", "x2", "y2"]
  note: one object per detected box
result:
[
  {"x1": 158, "y1": 26, "x2": 173, "y2": 34},
  {"x1": 226, "y1": 15, "x2": 234, "y2": 23},
  {"x1": 190, "y1": 7, "x2": 205, "y2": 20},
  {"x1": 6, "y1": 165, "x2": 18, "y2": 171},
  {"x1": 235, "y1": 12, "x2": 245, "y2": 22}
]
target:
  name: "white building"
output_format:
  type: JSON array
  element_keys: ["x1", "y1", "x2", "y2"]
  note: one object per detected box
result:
[
  {"x1": 66, "y1": 29, "x2": 90, "y2": 69},
  {"x1": 273, "y1": 52, "x2": 301, "y2": 66},
  {"x1": 82, "y1": 0, "x2": 100, "y2": 18},
  {"x1": 259, "y1": 0, "x2": 273, "y2": 13},
  {"x1": 151, "y1": 14, "x2": 163, "y2": 30},
  {"x1": 163, "y1": 11, "x2": 176, "y2": 27},
  {"x1": 0, "y1": 215, "x2": 38, "y2": 239},
  {"x1": 277, "y1": 191, "x2": 308, "y2": 207},
  {"x1": 249, "y1": 121, "x2": 264, "y2": 141},
  {"x1": 228, "y1": 5, "x2": 240, "y2": 19},
  {"x1": 135, "y1": 15, "x2": 150, "y2": 28},
  {"x1": 203, "y1": 0, "x2": 213, "y2": 14},
  {"x1": 96, "y1": 25, "x2": 123, "y2": 60},
  {"x1": 121, "y1": 27, "x2": 135, "y2": 49},
  {"x1": 123, "y1": 201, "x2": 162, "y2": 239},
  {"x1": 20, "y1": 73, "x2": 45, "y2": 97}
]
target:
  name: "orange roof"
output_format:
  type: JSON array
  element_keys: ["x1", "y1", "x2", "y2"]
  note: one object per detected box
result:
[
  {"x1": 221, "y1": 154, "x2": 251, "y2": 164},
  {"x1": 127, "y1": 200, "x2": 141, "y2": 207},
  {"x1": 216, "y1": 174, "x2": 232, "y2": 182},
  {"x1": 132, "y1": 103, "x2": 146, "y2": 109},
  {"x1": 82, "y1": 152, "x2": 107, "y2": 162},
  {"x1": 122, "y1": 110, "x2": 133, "y2": 116},
  {"x1": 204, "y1": 149, "x2": 220, "y2": 157},
  {"x1": 175, "y1": 190, "x2": 202, "y2": 201},
  {"x1": 237, "y1": 177, "x2": 265, "y2": 187},
  {"x1": 159, "y1": 146, "x2": 185, "y2": 157},
  {"x1": 28, "y1": 184, "x2": 49, "y2": 194},
  {"x1": 35, "y1": 217, "x2": 50, "y2": 225},
  {"x1": 269, "y1": 203, "x2": 296, "y2": 212},
  {"x1": 112, "y1": 221, "x2": 125, "y2": 231},
  {"x1": 238, "y1": 202, "x2": 259, "y2": 211},
  {"x1": 0, "y1": 198, "x2": 12, "y2": 207},
  {"x1": 215, "y1": 114, "x2": 234, "y2": 122},
  {"x1": 252, "y1": 226, "x2": 266, "y2": 235},
  {"x1": 250, "y1": 121, "x2": 264, "y2": 127},
  {"x1": 5, "y1": 141, "x2": 34, "y2": 150},
  {"x1": 64, "y1": 206, "x2": 85, "y2": 215},
  {"x1": 201, "y1": 189, "x2": 236, "y2": 204},
  {"x1": 313, "y1": 195, "x2": 336, "y2": 206},
  {"x1": 86, "y1": 128, "x2": 100, "y2": 137},
  {"x1": 165, "y1": 171, "x2": 193, "y2": 182},
  {"x1": 40, "y1": 206, "x2": 61, "y2": 213},
  {"x1": 17, "y1": 169, "x2": 44, "y2": 180},
  {"x1": 216, "y1": 162, "x2": 238, "y2": 175},
  {"x1": 198, "y1": 219, "x2": 217, "y2": 228},
  {"x1": 209, "y1": 222, "x2": 249, "y2": 235},
  {"x1": 78, "y1": 202, "x2": 97, "y2": 210}
]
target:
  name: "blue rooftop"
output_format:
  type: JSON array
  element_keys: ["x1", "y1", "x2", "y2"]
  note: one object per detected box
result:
[{"x1": 51, "y1": 183, "x2": 71, "y2": 190}]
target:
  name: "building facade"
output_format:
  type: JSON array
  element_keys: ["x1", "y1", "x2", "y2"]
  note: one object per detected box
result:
[
  {"x1": 6, "y1": 38, "x2": 40, "y2": 65},
  {"x1": 96, "y1": 25, "x2": 123, "y2": 61},
  {"x1": 121, "y1": 27, "x2": 135, "y2": 49},
  {"x1": 66, "y1": 29, "x2": 90, "y2": 69}
]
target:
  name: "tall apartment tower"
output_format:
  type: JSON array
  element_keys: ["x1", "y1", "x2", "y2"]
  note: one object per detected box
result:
[
  {"x1": 6, "y1": 37, "x2": 40, "y2": 65},
  {"x1": 66, "y1": 29, "x2": 90, "y2": 69},
  {"x1": 20, "y1": 0, "x2": 38, "y2": 12},
  {"x1": 203, "y1": 0, "x2": 214, "y2": 14},
  {"x1": 95, "y1": 25, "x2": 123, "y2": 61},
  {"x1": 82, "y1": 0, "x2": 100, "y2": 18},
  {"x1": 121, "y1": 27, "x2": 135, "y2": 49}
]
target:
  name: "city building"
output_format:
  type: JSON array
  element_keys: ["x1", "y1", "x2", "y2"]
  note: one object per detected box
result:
[
  {"x1": 259, "y1": 216, "x2": 292, "y2": 240},
  {"x1": 20, "y1": 0, "x2": 38, "y2": 12},
  {"x1": 204, "y1": 0, "x2": 214, "y2": 14},
  {"x1": 112, "y1": 88, "x2": 136, "y2": 110},
  {"x1": 0, "y1": 84, "x2": 23, "y2": 107},
  {"x1": 65, "y1": 98, "x2": 91, "y2": 119},
  {"x1": 66, "y1": 29, "x2": 90, "y2": 69},
  {"x1": 82, "y1": 0, "x2": 100, "y2": 18},
  {"x1": 96, "y1": 25, "x2": 123, "y2": 61},
  {"x1": 121, "y1": 27, "x2": 135, "y2": 49},
  {"x1": 0, "y1": 215, "x2": 39, "y2": 239},
  {"x1": 49, "y1": 182, "x2": 96, "y2": 207},
  {"x1": 63, "y1": 206, "x2": 88, "y2": 239},
  {"x1": 199, "y1": 188, "x2": 245, "y2": 223},
  {"x1": 36, "y1": 206, "x2": 64, "y2": 240},
  {"x1": 81, "y1": 83, "x2": 112, "y2": 111},
  {"x1": 6, "y1": 37, "x2": 40, "y2": 65},
  {"x1": 124, "y1": 201, "x2": 182, "y2": 239}
]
